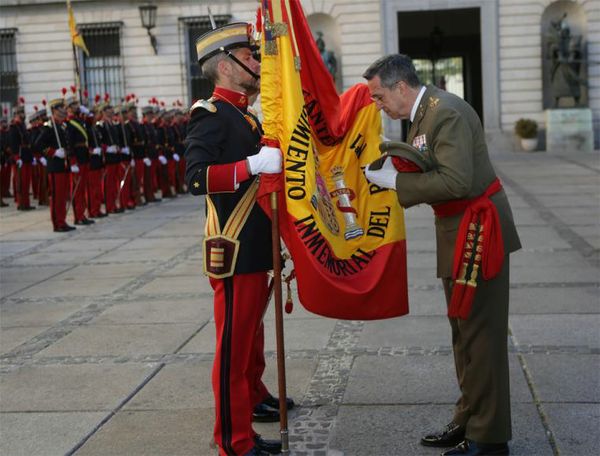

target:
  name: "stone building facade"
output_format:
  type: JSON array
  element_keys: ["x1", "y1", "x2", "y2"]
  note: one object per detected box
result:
[{"x1": 1, "y1": 0, "x2": 598, "y2": 148}]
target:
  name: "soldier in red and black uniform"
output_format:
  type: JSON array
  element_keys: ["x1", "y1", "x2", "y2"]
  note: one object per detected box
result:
[
  {"x1": 156, "y1": 109, "x2": 176, "y2": 198},
  {"x1": 65, "y1": 93, "x2": 95, "y2": 225},
  {"x1": 185, "y1": 22, "x2": 290, "y2": 456},
  {"x1": 0, "y1": 113, "x2": 9, "y2": 207},
  {"x1": 8, "y1": 103, "x2": 36, "y2": 210},
  {"x1": 124, "y1": 101, "x2": 148, "y2": 205},
  {"x1": 142, "y1": 105, "x2": 160, "y2": 202},
  {"x1": 115, "y1": 105, "x2": 135, "y2": 210},
  {"x1": 87, "y1": 97, "x2": 106, "y2": 218},
  {"x1": 34, "y1": 98, "x2": 74, "y2": 232},
  {"x1": 96, "y1": 98, "x2": 124, "y2": 214},
  {"x1": 172, "y1": 108, "x2": 187, "y2": 194}
]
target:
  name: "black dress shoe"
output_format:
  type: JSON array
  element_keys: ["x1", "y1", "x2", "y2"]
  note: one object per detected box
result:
[
  {"x1": 93, "y1": 212, "x2": 108, "y2": 218},
  {"x1": 252, "y1": 403, "x2": 279, "y2": 423},
  {"x1": 442, "y1": 440, "x2": 509, "y2": 456},
  {"x1": 54, "y1": 225, "x2": 76, "y2": 232},
  {"x1": 75, "y1": 218, "x2": 94, "y2": 225},
  {"x1": 254, "y1": 435, "x2": 282, "y2": 454},
  {"x1": 243, "y1": 447, "x2": 263, "y2": 456},
  {"x1": 262, "y1": 394, "x2": 295, "y2": 411},
  {"x1": 421, "y1": 422, "x2": 466, "y2": 447},
  {"x1": 114, "y1": 207, "x2": 125, "y2": 213},
  {"x1": 65, "y1": 224, "x2": 76, "y2": 231}
]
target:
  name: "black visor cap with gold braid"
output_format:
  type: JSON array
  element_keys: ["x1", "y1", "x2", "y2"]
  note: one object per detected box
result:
[{"x1": 195, "y1": 22, "x2": 258, "y2": 66}]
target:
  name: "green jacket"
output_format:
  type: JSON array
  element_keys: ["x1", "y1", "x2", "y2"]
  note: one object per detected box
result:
[{"x1": 395, "y1": 85, "x2": 521, "y2": 278}]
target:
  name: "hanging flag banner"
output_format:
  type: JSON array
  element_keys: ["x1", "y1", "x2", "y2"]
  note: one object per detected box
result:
[
  {"x1": 67, "y1": 0, "x2": 90, "y2": 56},
  {"x1": 259, "y1": 0, "x2": 409, "y2": 320}
]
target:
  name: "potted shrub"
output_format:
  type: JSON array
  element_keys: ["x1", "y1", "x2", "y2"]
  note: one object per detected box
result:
[{"x1": 514, "y1": 118, "x2": 538, "y2": 151}]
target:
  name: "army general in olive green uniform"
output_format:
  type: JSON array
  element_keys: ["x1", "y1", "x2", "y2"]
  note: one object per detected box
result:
[{"x1": 364, "y1": 54, "x2": 521, "y2": 456}]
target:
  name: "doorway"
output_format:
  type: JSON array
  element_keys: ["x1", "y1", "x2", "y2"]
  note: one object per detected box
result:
[{"x1": 397, "y1": 8, "x2": 483, "y2": 135}]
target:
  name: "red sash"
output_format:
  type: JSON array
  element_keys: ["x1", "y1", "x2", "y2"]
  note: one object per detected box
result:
[{"x1": 432, "y1": 178, "x2": 505, "y2": 319}]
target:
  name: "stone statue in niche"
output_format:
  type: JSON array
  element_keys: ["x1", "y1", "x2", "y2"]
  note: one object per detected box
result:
[
  {"x1": 546, "y1": 13, "x2": 587, "y2": 107},
  {"x1": 316, "y1": 31, "x2": 337, "y2": 82}
]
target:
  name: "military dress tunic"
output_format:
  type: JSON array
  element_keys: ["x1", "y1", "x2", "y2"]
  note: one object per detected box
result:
[
  {"x1": 395, "y1": 85, "x2": 521, "y2": 444},
  {"x1": 184, "y1": 91, "x2": 273, "y2": 456}
]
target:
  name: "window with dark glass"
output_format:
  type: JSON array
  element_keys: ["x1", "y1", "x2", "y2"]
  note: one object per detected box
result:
[
  {"x1": 0, "y1": 28, "x2": 18, "y2": 113},
  {"x1": 180, "y1": 15, "x2": 231, "y2": 104},
  {"x1": 79, "y1": 22, "x2": 125, "y2": 101}
]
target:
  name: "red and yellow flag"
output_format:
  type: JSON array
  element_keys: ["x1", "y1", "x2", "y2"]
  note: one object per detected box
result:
[
  {"x1": 67, "y1": 0, "x2": 89, "y2": 56},
  {"x1": 259, "y1": 0, "x2": 408, "y2": 320}
]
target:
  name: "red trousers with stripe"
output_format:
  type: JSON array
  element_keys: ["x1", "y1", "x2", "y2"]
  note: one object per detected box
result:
[
  {"x1": 49, "y1": 172, "x2": 69, "y2": 230},
  {"x1": 72, "y1": 164, "x2": 89, "y2": 222},
  {"x1": 210, "y1": 272, "x2": 270, "y2": 456},
  {"x1": 88, "y1": 168, "x2": 104, "y2": 217},
  {"x1": 16, "y1": 162, "x2": 33, "y2": 208},
  {"x1": 104, "y1": 163, "x2": 120, "y2": 213}
]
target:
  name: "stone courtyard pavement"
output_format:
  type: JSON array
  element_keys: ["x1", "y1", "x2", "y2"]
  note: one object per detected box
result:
[{"x1": 1, "y1": 150, "x2": 599, "y2": 456}]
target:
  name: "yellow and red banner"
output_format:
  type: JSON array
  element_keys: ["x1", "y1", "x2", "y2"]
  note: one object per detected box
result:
[
  {"x1": 67, "y1": 0, "x2": 89, "y2": 56},
  {"x1": 259, "y1": 0, "x2": 408, "y2": 320}
]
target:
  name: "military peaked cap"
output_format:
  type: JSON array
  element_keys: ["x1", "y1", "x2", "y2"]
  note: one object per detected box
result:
[{"x1": 196, "y1": 22, "x2": 257, "y2": 66}]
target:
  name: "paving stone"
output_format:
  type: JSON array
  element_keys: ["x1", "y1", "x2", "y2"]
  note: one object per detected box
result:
[
  {"x1": 0, "y1": 265, "x2": 73, "y2": 284},
  {"x1": 0, "y1": 411, "x2": 106, "y2": 456},
  {"x1": 92, "y1": 299, "x2": 212, "y2": 325},
  {"x1": 34, "y1": 323, "x2": 200, "y2": 358},
  {"x1": 510, "y1": 286, "x2": 599, "y2": 314},
  {"x1": 510, "y1": 315, "x2": 600, "y2": 349},
  {"x1": 35, "y1": 238, "x2": 128, "y2": 253},
  {"x1": 0, "y1": 326, "x2": 50, "y2": 354},
  {"x1": 0, "y1": 364, "x2": 155, "y2": 411},
  {"x1": 513, "y1": 226, "x2": 571, "y2": 250},
  {"x1": 522, "y1": 354, "x2": 600, "y2": 403},
  {"x1": 14, "y1": 276, "x2": 135, "y2": 298},
  {"x1": 358, "y1": 316, "x2": 453, "y2": 349},
  {"x1": 0, "y1": 240, "x2": 42, "y2": 258},
  {"x1": 88, "y1": 247, "x2": 180, "y2": 263},
  {"x1": 9, "y1": 250, "x2": 103, "y2": 265},
  {"x1": 344, "y1": 355, "x2": 532, "y2": 404},
  {"x1": 405, "y1": 289, "x2": 447, "y2": 316},
  {"x1": 75, "y1": 409, "x2": 213, "y2": 456},
  {"x1": 132, "y1": 275, "x2": 214, "y2": 295},
  {"x1": 1, "y1": 299, "x2": 86, "y2": 328},
  {"x1": 544, "y1": 403, "x2": 600, "y2": 456}
]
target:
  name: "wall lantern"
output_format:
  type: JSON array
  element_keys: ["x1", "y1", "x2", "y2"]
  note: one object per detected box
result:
[{"x1": 139, "y1": 3, "x2": 158, "y2": 54}]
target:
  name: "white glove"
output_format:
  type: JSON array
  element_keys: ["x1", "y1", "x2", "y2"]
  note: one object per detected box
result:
[
  {"x1": 92, "y1": 147, "x2": 102, "y2": 155},
  {"x1": 121, "y1": 146, "x2": 130, "y2": 155},
  {"x1": 158, "y1": 155, "x2": 167, "y2": 165},
  {"x1": 70, "y1": 164, "x2": 80, "y2": 173},
  {"x1": 130, "y1": 159, "x2": 136, "y2": 167},
  {"x1": 143, "y1": 158, "x2": 152, "y2": 167},
  {"x1": 173, "y1": 153, "x2": 180, "y2": 162},
  {"x1": 79, "y1": 105, "x2": 90, "y2": 115},
  {"x1": 32, "y1": 157, "x2": 37, "y2": 166},
  {"x1": 16, "y1": 159, "x2": 23, "y2": 168},
  {"x1": 107, "y1": 145, "x2": 118, "y2": 154},
  {"x1": 365, "y1": 158, "x2": 398, "y2": 190},
  {"x1": 54, "y1": 148, "x2": 66, "y2": 159},
  {"x1": 247, "y1": 146, "x2": 282, "y2": 175},
  {"x1": 40, "y1": 157, "x2": 47, "y2": 167}
]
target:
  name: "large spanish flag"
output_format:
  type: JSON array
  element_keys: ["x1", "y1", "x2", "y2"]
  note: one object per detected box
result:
[{"x1": 259, "y1": 0, "x2": 408, "y2": 320}]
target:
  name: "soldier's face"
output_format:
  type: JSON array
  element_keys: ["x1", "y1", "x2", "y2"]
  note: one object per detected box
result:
[
  {"x1": 367, "y1": 76, "x2": 411, "y2": 120},
  {"x1": 229, "y1": 47, "x2": 260, "y2": 95}
]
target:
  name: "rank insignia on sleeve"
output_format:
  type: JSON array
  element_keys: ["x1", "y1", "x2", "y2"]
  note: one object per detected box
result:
[
  {"x1": 428, "y1": 97, "x2": 440, "y2": 109},
  {"x1": 193, "y1": 181, "x2": 200, "y2": 189}
]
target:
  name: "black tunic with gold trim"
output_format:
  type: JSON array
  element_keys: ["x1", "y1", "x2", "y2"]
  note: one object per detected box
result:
[{"x1": 184, "y1": 99, "x2": 272, "y2": 274}]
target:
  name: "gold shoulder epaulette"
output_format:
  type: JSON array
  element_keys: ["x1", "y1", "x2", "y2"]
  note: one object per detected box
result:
[
  {"x1": 428, "y1": 96, "x2": 440, "y2": 109},
  {"x1": 190, "y1": 99, "x2": 217, "y2": 114}
]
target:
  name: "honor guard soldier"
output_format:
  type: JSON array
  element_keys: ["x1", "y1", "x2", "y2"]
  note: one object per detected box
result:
[
  {"x1": 28, "y1": 106, "x2": 43, "y2": 203},
  {"x1": 141, "y1": 104, "x2": 160, "y2": 202},
  {"x1": 364, "y1": 54, "x2": 521, "y2": 456},
  {"x1": 34, "y1": 97, "x2": 74, "y2": 232},
  {"x1": 123, "y1": 99, "x2": 146, "y2": 205},
  {"x1": 172, "y1": 107, "x2": 187, "y2": 194},
  {"x1": 8, "y1": 100, "x2": 36, "y2": 210},
  {"x1": 33, "y1": 103, "x2": 50, "y2": 206},
  {"x1": 65, "y1": 88, "x2": 95, "y2": 225},
  {"x1": 96, "y1": 96, "x2": 124, "y2": 214},
  {"x1": 87, "y1": 95, "x2": 107, "y2": 218},
  {"x1": 156, "y1": 109, "x2": 176, "y2": 198},
  {"x1": 185, "y1": 22, "x2": 291, "y2": 456},
  {"x1": 115, "y1": 104, "x2": 135, "y2": 210},
  {"x1": 0, "y1": 112, "x2": 9, "y2": 207}
]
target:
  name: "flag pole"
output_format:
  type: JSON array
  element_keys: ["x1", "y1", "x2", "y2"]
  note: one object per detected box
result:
[
  {"x1": 71, "y1": 43, "x2": 83, "y2": 103},
  {"x1": 270, "y1": 190, "x2": 290, "y2": 454}
]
